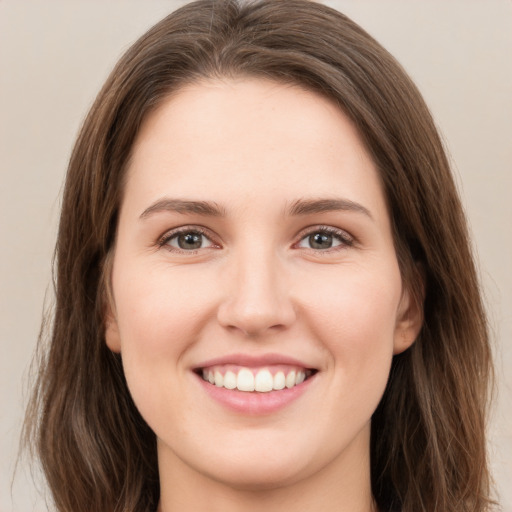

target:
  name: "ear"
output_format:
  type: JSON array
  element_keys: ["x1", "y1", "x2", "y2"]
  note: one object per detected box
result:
[
  {"x1": 105, "y1": 305, "x2": 122, "y2": 353},
  {"x1": 393, "y1": 275, "x2": 425, "y2": 355},
  {"x1": 102, "y1": 250, "x2": 121, "y2": 353}
]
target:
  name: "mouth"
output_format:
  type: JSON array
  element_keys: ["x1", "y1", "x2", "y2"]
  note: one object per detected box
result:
[
  {"x1": 195, "y1": 365, "x2": 318, "y2": 393},
  {"x1": 193, "y1": 355, "x2": 319, "y2": 414}
]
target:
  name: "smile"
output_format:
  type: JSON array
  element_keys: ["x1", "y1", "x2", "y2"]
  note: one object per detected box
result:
[{"x1": 199, "y1": 365, "x2": 315, "y2": 393}]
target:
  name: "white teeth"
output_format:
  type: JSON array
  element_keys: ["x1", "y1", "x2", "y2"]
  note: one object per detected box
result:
[
  {"x1": 201, "y1": 366, "x2": 312, "y2": 392},
  {"x1": 237, "y1": 368, "x2": 255, "y2": 392},
  {"x1": 273, "y1": 371, "x2": 286, "y2": 390},
  {"x1": 223, "y1": 370, "x2": 237, "y2": 390},
  {"x1": 254, "y1": 369, "x2": 273, "y2": 392},
  {"x1": 214, "y1": 371, "x2": 223, "y2": 387},
  {"x1": 285, "y1": 371, "x2": 296, "y2": 389}
]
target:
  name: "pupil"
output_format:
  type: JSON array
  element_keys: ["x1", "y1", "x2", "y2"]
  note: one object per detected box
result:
[
  {"x1": 310, "y1": 232, "x2": 332, "y2": 249},
  {"x1": 178, "y1": 233, "x2": 202, "y2": 250}
]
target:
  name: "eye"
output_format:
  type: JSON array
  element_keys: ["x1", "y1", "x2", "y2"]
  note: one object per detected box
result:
[
  {"x1": 160, "y1": 228, "x2": 216, "y2": 252},
  {"x1": 296, "y1": 227, "x2": 353, "y2": 251}
]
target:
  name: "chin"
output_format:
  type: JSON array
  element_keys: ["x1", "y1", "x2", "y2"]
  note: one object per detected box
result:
[
  {"x1": 193, "y1": 431, "x2": 337, "y2": 492},
  {"x1": 199, "y1": 457, "x2": 310, "y2": 492}
]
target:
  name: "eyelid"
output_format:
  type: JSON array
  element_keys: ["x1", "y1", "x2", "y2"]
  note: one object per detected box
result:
[
  {"x1": 293, "y1": 225, "x2": 355, "y2": 251},
  {"x1": 156, "y1": 224, "x2": 354, "y2": 254},
  {"x1": 157, "y1": 225, "x2": 221, "y2": 252}
]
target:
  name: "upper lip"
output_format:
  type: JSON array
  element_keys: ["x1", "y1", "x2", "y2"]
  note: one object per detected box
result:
[{"x1": 194, "y1": 353, "x2": 316, "y2": 370}]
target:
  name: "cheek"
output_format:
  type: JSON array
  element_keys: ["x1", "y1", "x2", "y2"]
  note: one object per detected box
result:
[
  {"x1": 300, "y1": 262, "x2": 401, "y2": 381},
  {"x1": 284, "y1": 263, "x2": 402, "y2": 465},
  {"x1": 114, "y1": 262, "x2": 216, "y2": 349},
  {"x1": 111, "y1": 263, "x2": 217, "y2": 408},
  {"x1": 305, "y1": 260, "x2": 400, "y2": 330}
]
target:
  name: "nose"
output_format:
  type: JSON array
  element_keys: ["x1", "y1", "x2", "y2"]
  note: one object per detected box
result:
[{"x1": 216, "y1": 249, "x2": 296, "y2": 337}]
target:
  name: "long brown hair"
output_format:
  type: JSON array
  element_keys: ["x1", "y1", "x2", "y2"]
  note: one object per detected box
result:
[{"x1": 23, "y1": 1, "x2": 494, "y2": 511}]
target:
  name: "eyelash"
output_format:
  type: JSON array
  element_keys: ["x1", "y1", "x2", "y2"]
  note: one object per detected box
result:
[
  {"x1": 294, "y1": 225, "x2": 355, "y2": 252},
  {"x1": 157, "y1": 226, "x2": 217, "y2": 254},
  {"x1": 157, "y1": 225, "x2": 354, "y2": 254}
]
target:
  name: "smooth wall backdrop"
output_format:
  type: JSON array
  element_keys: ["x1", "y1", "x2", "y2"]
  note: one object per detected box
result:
[{"x1": 1, "y1": 1, "x2": 510, "y2": 510}]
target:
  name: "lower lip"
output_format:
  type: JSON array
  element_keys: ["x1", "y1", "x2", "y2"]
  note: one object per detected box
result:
[{"x1": 195, "y1": 373, "x2": 316, "y2": 415}]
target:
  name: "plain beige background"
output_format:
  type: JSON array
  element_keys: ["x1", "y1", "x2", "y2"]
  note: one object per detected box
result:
[{"x1": 1, "y1": 1, "x2": 510, "y2": 510}]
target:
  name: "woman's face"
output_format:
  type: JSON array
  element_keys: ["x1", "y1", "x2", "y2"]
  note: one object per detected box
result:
[{"x1": 106, "y1": 78, "x2": 420, "y2": 492}]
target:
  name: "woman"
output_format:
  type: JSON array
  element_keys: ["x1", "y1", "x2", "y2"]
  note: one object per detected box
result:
[{"x1": 23, "y1": 1, "x2": 495, "y2": 511}]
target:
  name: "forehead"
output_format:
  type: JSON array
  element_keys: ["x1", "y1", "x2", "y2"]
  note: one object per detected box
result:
[{"x1": 124, "y1": 78, "x2": 387, "y2": 217}]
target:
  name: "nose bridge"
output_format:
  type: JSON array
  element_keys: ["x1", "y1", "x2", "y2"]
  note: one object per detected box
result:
[{"x1": 217, "y1": 241, "x2": 295, "y2": 336}]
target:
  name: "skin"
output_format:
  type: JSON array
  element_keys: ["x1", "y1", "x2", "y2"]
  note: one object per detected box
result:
[{"x1": 105, "y1": 78, "x2": 422, "y2": 512}]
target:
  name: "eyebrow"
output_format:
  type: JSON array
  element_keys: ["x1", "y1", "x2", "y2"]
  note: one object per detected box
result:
[
  {"x1": 139, "y1": 197, "x2": 373, "y2": 220},
  {"x1": 286, "y1": 198, "x2": 373, "y2": 219},
  {"x1": 139, "y1": 199, "x2": 226, "y2": 219}
]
